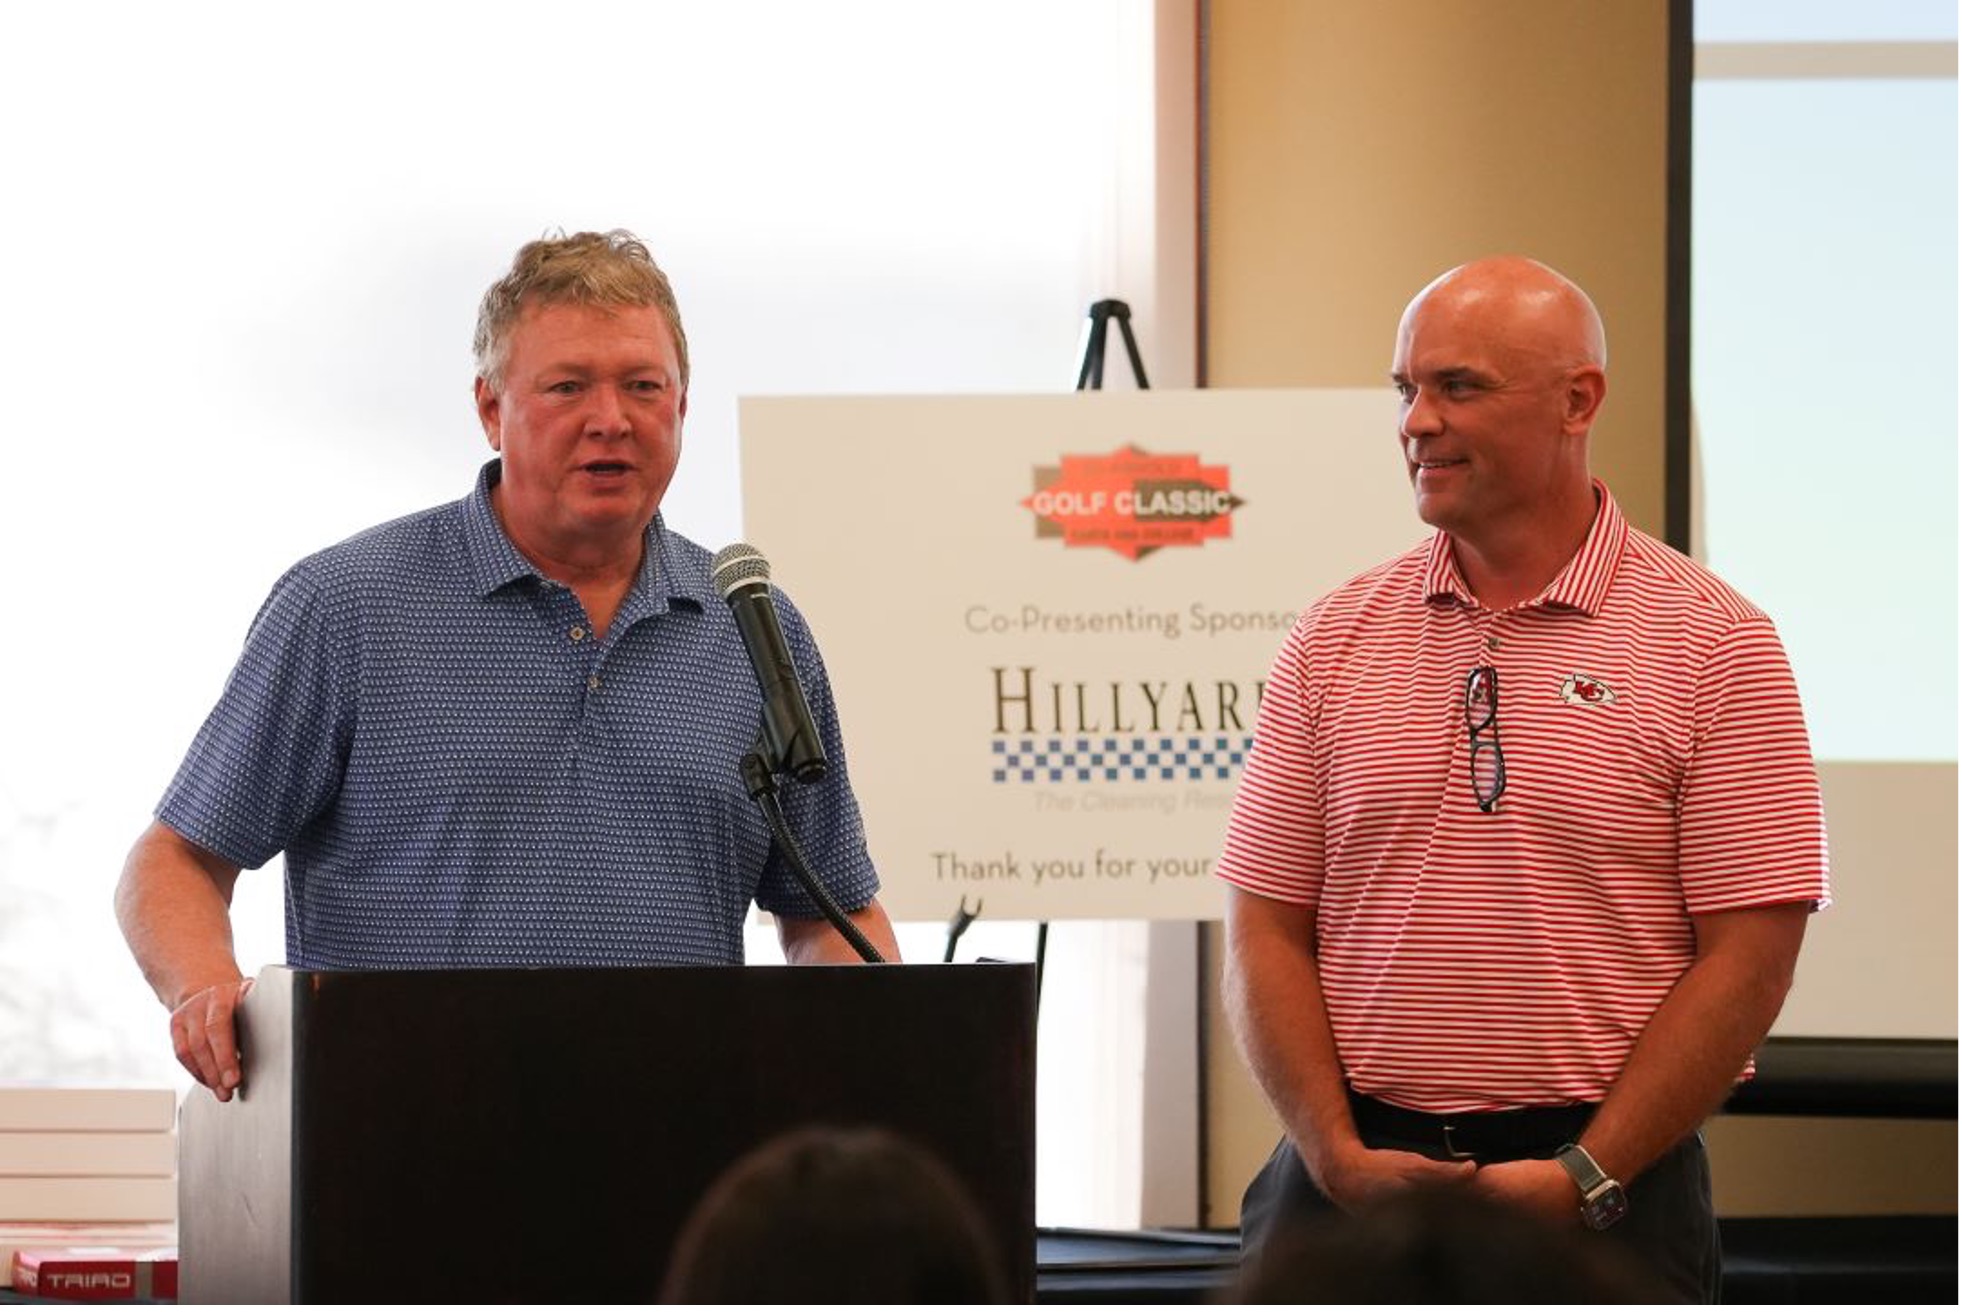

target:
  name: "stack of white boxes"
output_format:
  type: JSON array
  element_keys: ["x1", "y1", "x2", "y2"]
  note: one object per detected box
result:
[{"x1": 0, "y1": 1089, "x2": 177, "y2": 1286}]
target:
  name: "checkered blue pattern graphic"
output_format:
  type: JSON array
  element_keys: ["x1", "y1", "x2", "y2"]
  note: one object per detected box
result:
[{"x1": 991, "y1": 735, "x2": 1254, "y2": 783}]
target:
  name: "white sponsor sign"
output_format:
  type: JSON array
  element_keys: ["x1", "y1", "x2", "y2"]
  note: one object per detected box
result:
[{"x1": 739, "y1": 390, "x2": 1423, "y2": 921}]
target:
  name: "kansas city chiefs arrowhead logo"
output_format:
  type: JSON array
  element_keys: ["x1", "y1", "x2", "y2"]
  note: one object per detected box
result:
[
  {"x1": 1022, "y1": 445, "x2": 1244, "y2": 561},
  {"x1": 1560, "y1": 674, "x2": 1619, "y2": 706}
]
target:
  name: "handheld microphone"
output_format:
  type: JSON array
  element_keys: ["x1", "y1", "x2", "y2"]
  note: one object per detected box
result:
[{"x1": 711, "y1": 543, "x2": 828, "y2": 784}]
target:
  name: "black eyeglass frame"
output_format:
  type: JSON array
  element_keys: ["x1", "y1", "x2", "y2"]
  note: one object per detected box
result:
[{"x1": 1464, "y1": 664, "x2": 1507, "y2": 813}]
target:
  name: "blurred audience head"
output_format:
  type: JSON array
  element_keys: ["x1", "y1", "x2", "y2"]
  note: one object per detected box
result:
[
  {"x1": 661, "y1": 1124, "x2": 1007, "y2": 1304},
  {"x1": 1228, "y1": 1187, "x2": 1670, "y2": 1304}
]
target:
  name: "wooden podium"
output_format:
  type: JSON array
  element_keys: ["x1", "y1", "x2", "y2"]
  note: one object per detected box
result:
[{"x1": 177, "y1": 963, "x2": 1037, "y2": 1302}]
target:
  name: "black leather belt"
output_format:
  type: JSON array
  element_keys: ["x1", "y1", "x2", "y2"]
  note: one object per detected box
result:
[{"x1": 1349, "y1": 1092, "x2": 1596, "y2": 1162}]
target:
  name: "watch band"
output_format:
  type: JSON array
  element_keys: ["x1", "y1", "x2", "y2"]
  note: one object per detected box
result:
[
  {"x1": 1555, "y1": 1142, "x2": 1608, "y2": 1191},
  {"x1": 1555, "y1": 1142, "x2": 1629, "y2": 1231}
]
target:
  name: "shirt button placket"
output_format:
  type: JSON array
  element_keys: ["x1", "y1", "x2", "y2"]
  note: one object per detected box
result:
[{"x1": 563, "y1": 614, "x2": 600, "y2": 702}]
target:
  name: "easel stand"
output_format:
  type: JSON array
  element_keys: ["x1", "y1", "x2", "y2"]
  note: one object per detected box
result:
[
  {"x1": 1006, "y1": 299, "x2": 1155, "y2": 999},
  {"x1": 1076, "y1": 298, "x2": 1152, "y2": 390}
]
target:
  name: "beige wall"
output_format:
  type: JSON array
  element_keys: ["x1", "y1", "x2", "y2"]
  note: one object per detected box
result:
[
  {"x1": 1196, "y1": 0, "x2": 1955, "y2": 1225},
  {"x1": 1204, "y1": 0, "x2": 1668, "y2": 536}
]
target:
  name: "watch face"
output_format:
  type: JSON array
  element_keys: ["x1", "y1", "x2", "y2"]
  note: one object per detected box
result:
[{"x1": 1582, "y1": 1183, "x2": 1630, "y2": 1231}]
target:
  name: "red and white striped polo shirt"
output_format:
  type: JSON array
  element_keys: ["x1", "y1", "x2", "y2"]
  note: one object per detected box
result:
[{"x1": 1217, "y1": 483, "x2": 1830, "y2": 1113}]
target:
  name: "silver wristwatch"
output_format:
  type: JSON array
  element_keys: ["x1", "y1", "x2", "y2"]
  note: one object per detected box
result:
[{"x1": 1554, "y1": 1142, "x2": 1629, "y2": 1231}]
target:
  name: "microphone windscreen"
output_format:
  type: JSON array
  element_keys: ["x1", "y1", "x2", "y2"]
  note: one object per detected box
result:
[{"x1": 711, "y1": 542, "x2": 772, "y2": 598}]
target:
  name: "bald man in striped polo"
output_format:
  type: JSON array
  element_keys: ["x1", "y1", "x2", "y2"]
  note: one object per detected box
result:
[{"x1": 1216, "y1": 256, "x2": 1829, "y2": 1302}]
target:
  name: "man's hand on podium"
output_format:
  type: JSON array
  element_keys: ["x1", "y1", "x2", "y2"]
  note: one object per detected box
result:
[
  {"x1": 172, "y1": 977, "x2": 254, "y2": 1102},
  {"x1": 115, "y1": 821, "x2": 253, "y2": 1101}
]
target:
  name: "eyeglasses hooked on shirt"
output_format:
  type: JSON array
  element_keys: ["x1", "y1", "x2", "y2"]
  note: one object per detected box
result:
[{"x1": 1464, "y1": 664, "x2": 1507, "y2": 813}]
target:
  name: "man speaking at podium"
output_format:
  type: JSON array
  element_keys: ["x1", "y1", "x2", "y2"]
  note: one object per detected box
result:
[
  {"x1": 115, "y1": 230, "x2": 899, "y2": 1103},
  {"x1": 1216, "y1": 257, "x2": 1829, "y2": 1301}
]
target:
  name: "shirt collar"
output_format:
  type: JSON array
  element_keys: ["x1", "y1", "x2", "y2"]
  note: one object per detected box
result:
[
  {"x1": 459, "y1": 459, "x2": 710, "y2": 615},
  {"x1": 1420, "y1": 478, "x2": 1628, "y2": 616}
]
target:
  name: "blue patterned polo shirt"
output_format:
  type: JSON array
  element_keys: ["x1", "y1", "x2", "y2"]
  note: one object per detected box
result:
[{"x1": 156, "y1": 460, "x2": 879, "y2": 968}]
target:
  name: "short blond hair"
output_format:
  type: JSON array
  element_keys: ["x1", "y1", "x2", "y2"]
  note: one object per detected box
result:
[{"x1": 473, "y1": 229, "x2": 689, "y2": 390}]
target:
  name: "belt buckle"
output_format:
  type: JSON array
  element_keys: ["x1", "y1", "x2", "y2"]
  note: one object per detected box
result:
[{"x1": 1440, "y1": 1121, "x2": 1478, "y2": 1161}]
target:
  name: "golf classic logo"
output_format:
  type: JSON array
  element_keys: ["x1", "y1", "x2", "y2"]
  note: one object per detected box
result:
[{"x1": 1021, "y1": 445, "x2": 1244, "y2": 561}]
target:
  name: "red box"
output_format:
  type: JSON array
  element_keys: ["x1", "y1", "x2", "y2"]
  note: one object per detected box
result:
[{"x1": 10, "y1": 1247, "x2": 178, "y2": 1301}]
